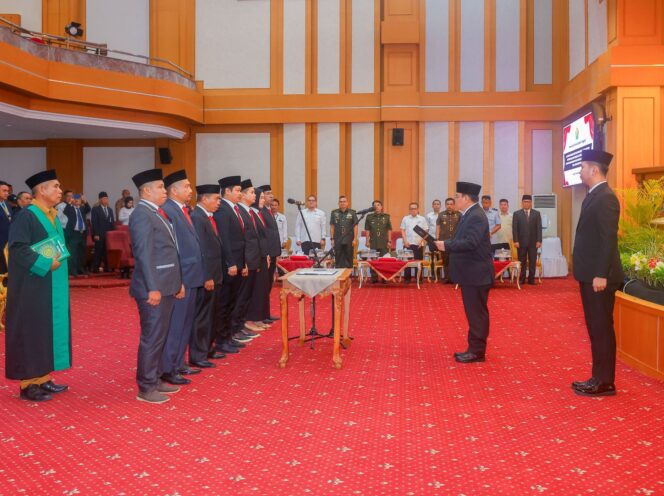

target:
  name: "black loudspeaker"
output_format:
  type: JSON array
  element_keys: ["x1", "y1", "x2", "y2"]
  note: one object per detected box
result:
[
  {"x1": 392, "y1": 128, "x2": 404, "y2": 146},
  {"x1": 158, "y1": 147, "x2": 172, "y2": 165}
]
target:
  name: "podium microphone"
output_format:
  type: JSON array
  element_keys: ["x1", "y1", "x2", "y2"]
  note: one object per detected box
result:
[
  {"x1": 356, "y1": 206, "x2": 375, "y2": 215},
  {"x1": 287, "y1": 198, "x2": 305, "y2": 206}
]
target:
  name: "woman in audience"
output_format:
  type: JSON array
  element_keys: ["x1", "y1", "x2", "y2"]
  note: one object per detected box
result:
[{"x1": 118, "y1": 197, "x2": 134, "y2": 225}]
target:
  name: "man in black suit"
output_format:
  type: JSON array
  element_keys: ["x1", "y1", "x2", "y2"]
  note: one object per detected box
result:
[
  {"x1": 63, "y1": 194, "x2": 91, "y2": 276},
  {"x1": 233, "y1": 179, "x2": 261, "y2": 340},
  {"x1": 129, "y1": 169, "x2": 185, "y2": 404},
  {"x1": 512, "y1": 194, "x2": 542, "y2": 285},
  {"x1": 435, "y1": 182, "x2": 494, "y2": 363},
  {"x1": 90, "y1": 191, "x2": 115, "y2": 272},
  {"x1": 258, "y1": 184, "x2": 282, "y2": 322},
  {"x1": 189, "y1": 184, "x2": 223, "y2": 368},
  {"x1": 0, "y1": 180, "x2": 12, "y2": 273},
  {"x1": 571, "y1": 149, "x2": 624, "y2": 397},
  {"x1": 212, "y1": 175, "x2": 246, "y2": 355}
]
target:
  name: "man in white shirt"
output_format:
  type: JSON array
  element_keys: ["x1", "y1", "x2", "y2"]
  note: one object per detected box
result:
[
  {"x1": 270, "y1": 198, "x2": 288, "y2": 248},
  {"x1": 295, "y1": 194, "x2": 326, "y2": 255},
  {"x1": 425, "y1": 199, "x2": 442, "y2": 238},
  {"x1": 494, "y1": 198, "x2": 513, "y2": 251},
  {"x1": 400, "y1": 202, "x2": 428, "y2": 283}
]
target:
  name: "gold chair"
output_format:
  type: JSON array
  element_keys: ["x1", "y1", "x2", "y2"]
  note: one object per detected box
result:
[
  {"x1": 284, "y1": 237, "x2": 292, "y2": 254},
  {"x1": 432, "y1": 251, "x2": 444, "y2": 282}
]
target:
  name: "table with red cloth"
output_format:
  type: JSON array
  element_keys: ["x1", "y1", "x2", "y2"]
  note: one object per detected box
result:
[
  {"x1": 277, "y1": 255, "x2": 314, "y2": 273},
  {"x1": 357, "y1": 259, "x2": 423, "y2": 288},
  {"x1": 493, "y1": 259, "x2": 521, "y2": 289}
]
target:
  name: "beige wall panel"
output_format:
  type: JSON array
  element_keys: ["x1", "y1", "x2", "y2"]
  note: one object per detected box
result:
[
  {"x1": 351, "y1": 0, "x2": 375, "y2": 93},
  {"x1": 284, "y1": 0, "x2": 306, "y2": 95},
  {"x1": 317, "y1": 0, "x2": 340, "y2": 94}
]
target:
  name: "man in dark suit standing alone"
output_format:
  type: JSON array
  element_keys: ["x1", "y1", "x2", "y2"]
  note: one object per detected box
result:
[
  {"x1": 63, "y1": 194, "x2": 91, "y2": 276},
  {"x1": 189, "y1": 184, "x2": 223, "y2": 369},
  {"x1": 512, "y1": 194, "x2": 542, "y2": 285},
  {"x1": 160, "y1": 170, "x2": 206, "y2": 385},
  {"x1": 91, "y1": 191, "x2": 115, "y2": 272},
  {"x1": 435, "y1": 182, "x2": 494, "y2": 363},
  {"x1": 129, "y1": 169, "x2": 184, "y2": 404},
  {"x1": 571, "y1": 149, "x2": 624, "y2": 397}
]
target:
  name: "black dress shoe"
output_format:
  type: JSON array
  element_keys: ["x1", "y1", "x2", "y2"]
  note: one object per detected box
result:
[
  {"x1": 218, "y1": 343, "x2": 240, "y2": 354},
  {"x1": 454, "y1": 351, "x2": 485, "y2": 363},
  {"x1": 40, "y1": 380, "x2": 68, "y2": 394},
  {"x1": 208, "y1": 351, "x2": 227, "y2": 359},
  {"x1": 20, "y1": 384, "x2": 52, "y2": 402},
  {"x1": 573, "y1": 381, "x2": 616, "y2": 397},
  {"x1": 571, "y1": 377, "x2": 598, "y2": 389},
  {"x1": 178, "y1": 366, "x2": 202, "y2": 375},
  {"x1": 268, "y1": 315, "x2": 280, "y2": 321},
  {"x1": 189, "y1": 360, "x2": 216, "y2": 369},
  {"x1": 161, "y1": 373, "x2": 191, "y2": 385}
]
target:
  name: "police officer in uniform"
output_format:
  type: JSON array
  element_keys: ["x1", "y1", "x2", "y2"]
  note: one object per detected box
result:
[
  {"x1": 330, "y1": 195, "x2": 358, "y2": 268},
  {"x1": 436, "y1": 197, "x2": 461, "y2": 283},
  {"x1": 364, "y1": 199, "x2": 392, "y2": 282}
]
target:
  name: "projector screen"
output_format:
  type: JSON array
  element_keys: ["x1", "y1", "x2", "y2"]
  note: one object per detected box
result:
[{"x1": 562, "y1": 111, "x2": 594, "y2": 187}]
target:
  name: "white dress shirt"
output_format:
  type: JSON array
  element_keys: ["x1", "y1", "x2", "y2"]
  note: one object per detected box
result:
[
  {"x1": 118, "y1": 207, "x2": 134, "y2": 225},
  {"x1": 295, "y1": 208, "x2": 326, "y2": 243},
  {"x1": 496, "y1": 212, "x2": 513, "y2": 244},
  {"x1": 400, "y1": 214, "x2": 428, "y2": 246},
  {"x1": 274, "y1": 212, "x2": 288, "y2": 245},
  {"x1": 425, "y1": 211, "x2": 440, "y2": 237}
]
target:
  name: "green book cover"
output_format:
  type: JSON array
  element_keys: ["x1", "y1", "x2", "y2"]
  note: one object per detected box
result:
[{"x1": 31, "y1": 235, "x2": 71, "y2": 262}]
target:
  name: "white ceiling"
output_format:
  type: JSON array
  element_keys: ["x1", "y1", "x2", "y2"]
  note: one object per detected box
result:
[{"x1": 0, "y1": 101, "x2": 186, "y2": 140}]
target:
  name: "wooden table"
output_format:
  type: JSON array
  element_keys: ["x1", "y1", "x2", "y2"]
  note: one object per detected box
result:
[
  {"x1": 356, "y1": 260, "x2": 423, "y2": 288},
  {"x1": 278, "y1": 268, "x2": 352, "y2": 369}
]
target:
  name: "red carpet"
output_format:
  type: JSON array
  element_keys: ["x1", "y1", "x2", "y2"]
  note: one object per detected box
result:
[
  {"x1": 68, "y1": 272, "x2": 130, "y2": 289},
  {"x1": 1, "y1": 278, "x2": 663, "y2": 495}
]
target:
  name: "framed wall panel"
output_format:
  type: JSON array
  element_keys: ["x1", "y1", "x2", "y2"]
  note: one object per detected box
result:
[
  {"x1": 424, "y1": 122, "x2": 449, "y2": 208},
  {"x1": 196, "y1": 133, "x2": 271, "y2": 185},
  {"x1": 352, "y1": 0, "x2": 375, "y2": 93},
  {"x1": 495, "y1": 0, "x2": 520, "y2": 91},
  {"x1": 493, "y1": 121, "x2": 519, "y2": 207},
  {"x1": 87, "y1": 0, "x2": 149, "y2": 62},
  {"x1": 568, "y1": 0, "x2": 586, "y2": 80},
  {"x1": 460, "y1": 0, "x2": 484, "y2": 92},
  {"x1": 282, "y1": 123, "x2": 306, "y2": 236},
  {"x1": 317, "y1": 0, "x2": 340, "y2": 94},
  {"x1": 532, "y1": 129, "x2": 553, "y2": 194},
  {"x1": 458, "y1": 122, "x2": 484, "y2": 185},
  {"x1": 425, "y1": 0, "x2": 449, "y2": 92},
  {"x1": 283, "y1": 0, "x2": 306, "y2": 95},
  {"x1": 316, "y1": 123, "x2": 340, "y2": 217},
  {"x1": 0, "y1": 147, "x2": 46, "y2": 192},
  {"x1": 533, "y1": 0, "x2": 553, "y2": 85}
]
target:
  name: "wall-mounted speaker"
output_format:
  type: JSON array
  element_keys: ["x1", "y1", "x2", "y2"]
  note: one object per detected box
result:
[
  {"x1": 392, "y1": 128, "x2": 404, "y2": 146},
  {"x1": 158, "y1": 147, "x2": 172, "y2": 165}
]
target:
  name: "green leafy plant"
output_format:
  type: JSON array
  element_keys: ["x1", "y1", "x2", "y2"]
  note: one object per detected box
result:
[{"x1": 618, "y1": 178, "x2": 664, "y2": 288}]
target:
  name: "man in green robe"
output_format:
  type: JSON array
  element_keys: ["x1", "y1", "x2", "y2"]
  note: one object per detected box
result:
[{"x1": 5, "y1": 170, "x2": 71, "y2": 402}]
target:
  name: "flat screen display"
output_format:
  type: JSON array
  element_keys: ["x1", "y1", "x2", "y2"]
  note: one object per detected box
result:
[{"x1": 562, "y1": 111, "x2": 594, "y2": 187}]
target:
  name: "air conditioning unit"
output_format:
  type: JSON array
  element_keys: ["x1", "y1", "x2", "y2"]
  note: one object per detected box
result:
[{"x1": 533, "y1": 194, "x2": 557, "y2": 238}]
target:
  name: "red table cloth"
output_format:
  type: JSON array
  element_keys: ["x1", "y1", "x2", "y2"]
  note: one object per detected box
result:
[
  {"x1": 278, "y1": 256, "x2": 314, "y2": 273},
  {"x1": 368, "y1": 259, "x2": 408, "y2": 281},
  {"x1": 493, "y1": 260, "x2": 511, "y2": 275}
]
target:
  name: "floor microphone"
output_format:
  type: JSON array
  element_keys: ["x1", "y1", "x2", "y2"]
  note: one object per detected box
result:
[
  {"x1": 356, "y1": 206, "x2": 375, "y2": 215},
  {"x1": 288, "y1": 198, "x2": 305, "y2": 206}
]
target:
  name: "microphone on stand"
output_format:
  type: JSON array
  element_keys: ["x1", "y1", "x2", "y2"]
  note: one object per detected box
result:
[
  {"x1": 356, "y1": 206, "x2": 375, "y2": 215},
  {"x1": 287, "y1": 198, "x2": 305, "y2": 206}
]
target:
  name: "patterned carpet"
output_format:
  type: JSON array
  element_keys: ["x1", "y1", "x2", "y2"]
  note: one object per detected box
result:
[{"x1": 1, "y1": 277, "x2": 663, "y2": 495}]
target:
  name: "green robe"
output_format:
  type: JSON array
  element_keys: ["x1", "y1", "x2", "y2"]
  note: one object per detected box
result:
[{"x1": 5, "y1": 206, "x2": 71, "y2": 380}]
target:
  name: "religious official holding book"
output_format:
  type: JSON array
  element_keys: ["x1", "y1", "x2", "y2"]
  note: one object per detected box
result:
[{"x1": 5, "y1": 170, "x2": 71, "y2": 402}]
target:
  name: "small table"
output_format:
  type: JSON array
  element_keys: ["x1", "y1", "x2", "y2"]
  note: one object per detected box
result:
[
  {"x1": 278, "y1": 268, "x2": 352, "y2": 369},
  {"x1": 357, "y1": 260, "x2": 423, "y2": 288}
]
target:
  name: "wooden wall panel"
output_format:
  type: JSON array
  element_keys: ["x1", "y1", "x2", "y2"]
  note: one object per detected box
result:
[
  {"x1": 383, "y1": 44, "x2": 419, "y2": 92},
  {"x1": 42, "y1": 0, "x2": 86, "y2": 39},
  {"x1": 617, "y1": 0, "x2": 663, "y2": 46},
  {"x1": 383, "y1": 122, "x2": 418, "y2": 219},
  {"x1": 46, "y1": 139, "x2": 83, "y2": 193},
  {"x1": 150, "y1": 0, "x2": 195, "y2": 76}
]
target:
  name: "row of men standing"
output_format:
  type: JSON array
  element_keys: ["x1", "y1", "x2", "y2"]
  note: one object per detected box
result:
[{"x1": 129, "y1": 169, "x2": 281, "y2": 404}]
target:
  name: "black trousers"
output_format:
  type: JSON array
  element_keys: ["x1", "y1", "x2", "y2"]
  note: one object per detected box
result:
[
  {"x1": 234, "y1": 268, "x2": 257, "y2": 329},
  {"x1": 460, "y1": 284, "x2": 491, "y2": 355},
  {"x1": 214, "y1": 272, "x2": 243, "y2": 349},
  {"x1": 301, "y1": 241, "x2": 321, "y2": 256},
  {"x1": 247, "y1": 258, "x2": 270, "y2": 322},
  {"x1": 517, "y1": 244, "x2": 538, "y2": 282},
  {"x1": 441, "y1": 252, "x2": 451, "y2": 282},
  {"x1": 267, "y1": 256, "x2": 277, "y2": 315},
  {"x1": 160, "y1": 286, "x2": 198, "y2": 375},
  {"x1": 579, "y1": 281, "x2": 620, "y2": 383},
  {"x1": 135, "y1": 295, "x2": 175, "y2": 393},
  {"x1": 404, "y1": 245, "x2": 424, "y2": 281},
  {"x1": 67, "y1": 231, "x2": 87, "y2": 275},
  {"x1": 334, "y1": 243, "x2": 354, "y2": 268},
  {"x1": 190, "y1": 284, "x2": 222, "y2": 363},
  {"x1": 92, "y1": 234, "x2": 109, "y2": 271}
]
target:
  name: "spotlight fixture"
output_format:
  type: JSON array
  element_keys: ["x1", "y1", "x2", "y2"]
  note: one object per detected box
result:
[{"x1": 64, "y1": 21, "x2": 84, "y2": 37}]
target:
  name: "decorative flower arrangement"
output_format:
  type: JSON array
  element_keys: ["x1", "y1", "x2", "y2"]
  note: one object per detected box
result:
[{"x1": 618, "y1": 178, "x2": 664, "y2": 289}]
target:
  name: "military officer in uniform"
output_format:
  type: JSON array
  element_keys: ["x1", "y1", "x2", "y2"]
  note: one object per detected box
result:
[
  {"x1": 330, "y1": 195, "x2": 358, "y2": 268},
  {"x1": 436, "y1": 197, "x2": 461, "y2": 283},
  {"x1": 364, "y1": 200, "x2": 392, "y2": 283}
]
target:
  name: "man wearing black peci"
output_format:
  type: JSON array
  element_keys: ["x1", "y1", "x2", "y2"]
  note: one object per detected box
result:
[
  {"x1": 435, "y1": 182, "x2": 494, "y2": 363},
  {"x1": 90, "y1": 191, "x2": 115, "y2": 272},
  {"x1": 571, "y1": 149, "x2": 624, "y2": 397},
  {"x1": 512, "y1": 194, "x2": 542, "y2": 284}
]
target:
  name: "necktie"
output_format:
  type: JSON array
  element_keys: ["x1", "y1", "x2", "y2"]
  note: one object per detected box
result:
[
  {"x1": 257, "y1": 211, "x2": 266, "y2": 226},
  {"x1": 526, "y1": 210, "x2": 530, "y2": 219},
  {"x1": 182, "y1": 205, "x2": 193, "y2": 225},
  {"x1": 1, "y1": 202, "x2": 9, "y2": 218},
  {"x1": 75, "y1": 207, "x2": 84, "y2": 231},
  {"x1": 234, "y1": 205, "x2": 245, "y2": 232},
  {"x1": 158, "y1": 207, "x2": 170, "y2": 221},
  {"x1": 249, "y1": 211, "x2": 258, "y2": 230},
  {"x1": 209, "y1": 216, "x2": 219, "y2": 236},
  {"x1": 103, "y1": 206, "x2": 108, "y2": 219}
]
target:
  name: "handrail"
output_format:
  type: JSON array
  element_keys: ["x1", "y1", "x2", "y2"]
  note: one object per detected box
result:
[{"x1": 0, "y1": 16, "x2": 193, "y2": 79}]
